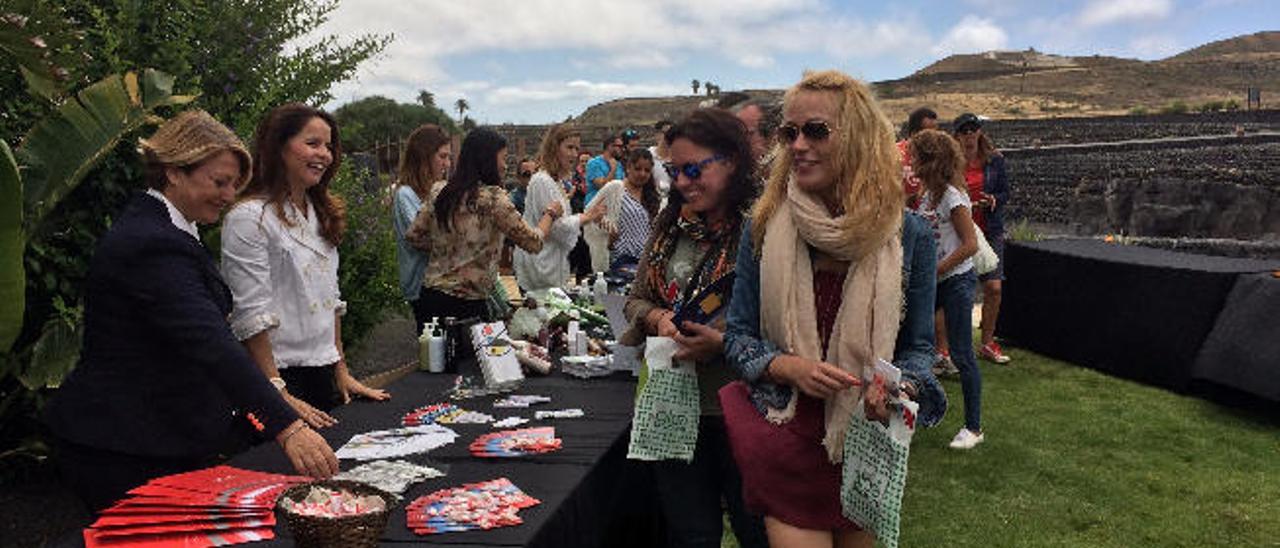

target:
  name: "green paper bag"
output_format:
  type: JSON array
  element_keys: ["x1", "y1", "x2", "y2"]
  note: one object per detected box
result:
[
  {"x1": 627, "y1": 337, "x2": 700, "y2": 462},
  {"x1": 840, "y1": 394, "x2": 918, "y2": 548}
]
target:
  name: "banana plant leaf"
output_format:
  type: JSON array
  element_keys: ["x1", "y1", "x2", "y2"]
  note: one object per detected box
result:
[
  {"x1": 0, "y1": 141, "x2": 21, "y2": 352},
  {"x1": 20, "y1": 69, "x2": 195, "y2": 236},
  {"x1": 19, "y1": 316, "x2": 81, "y2": 390}
]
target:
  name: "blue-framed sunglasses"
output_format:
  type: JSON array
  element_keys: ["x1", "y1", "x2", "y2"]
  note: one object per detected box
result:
[{"x1": 664, "y1": 154, "x2": 725, "y2": 181}]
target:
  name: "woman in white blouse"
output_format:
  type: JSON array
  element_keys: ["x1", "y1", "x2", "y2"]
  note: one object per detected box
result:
[
  {"x1": 513, "y1": 124, "x2": 606, "y2": 292},
  {"x1": 222, "y1": 104, "x2": 389, "y2": 427}
]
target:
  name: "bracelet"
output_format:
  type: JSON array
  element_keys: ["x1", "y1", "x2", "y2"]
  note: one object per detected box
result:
[
  {"x1": 269, "y1": 376, "x2": 287, "y2": 391},
  {"x1": 279, "y1": 422, "x2": 307, "y2": 445}
]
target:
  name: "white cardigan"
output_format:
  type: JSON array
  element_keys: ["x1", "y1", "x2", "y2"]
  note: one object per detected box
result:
[
  {"x1": 221, "y1": 197, "x2": 345, "y2": 368},
  {"x1": 513, "y1": 171, "x2": 582, "y2": 291}
]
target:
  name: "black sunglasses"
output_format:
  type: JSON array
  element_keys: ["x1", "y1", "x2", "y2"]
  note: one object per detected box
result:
[
  {"x1": 664, "y1": 154, "x2": 725, "y2": 181},
  {"x1": 778, "y1": 120, "x2": 833, "y2": 143},
  {"x1": 956, "y1": 125, "x2": 980, "y2": 135}
]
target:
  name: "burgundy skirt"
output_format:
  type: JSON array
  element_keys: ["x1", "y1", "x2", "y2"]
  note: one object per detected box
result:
[{"x1": 719, "y1": 381, "x2": 859, "y2": 530}]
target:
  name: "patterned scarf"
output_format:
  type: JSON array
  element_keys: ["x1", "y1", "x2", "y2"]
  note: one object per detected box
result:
[{"x1": 642, "y1": 205, "x2": 740, "y2": 310}]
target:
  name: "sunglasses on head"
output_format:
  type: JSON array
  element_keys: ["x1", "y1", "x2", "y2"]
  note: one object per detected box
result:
[
  {"x1": 778, "y1": 120, "x2": 833, "y2": 143},
  {"x1": 664, "y1": 153, "x2": 725, "y2": 181}
]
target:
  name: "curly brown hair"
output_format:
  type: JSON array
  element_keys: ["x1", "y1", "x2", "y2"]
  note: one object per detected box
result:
[{"x1": 908, "y1": 129, "x2": 966, "y2": 208}]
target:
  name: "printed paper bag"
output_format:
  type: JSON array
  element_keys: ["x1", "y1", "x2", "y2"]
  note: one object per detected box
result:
[
  {"x1": 840, "y1": 362, "x2": 919, "y2": 548},
  {"x1": 627, "y1": 337, "x2": 699, "y2": 462}
]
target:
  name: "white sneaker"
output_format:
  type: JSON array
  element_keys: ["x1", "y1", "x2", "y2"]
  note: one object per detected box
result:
[{"x1": 948, "y1": 428, "x2": 985, "y2": 449}]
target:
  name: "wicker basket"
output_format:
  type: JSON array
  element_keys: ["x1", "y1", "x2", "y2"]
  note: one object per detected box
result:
[{"x1": 276, "y1": 480, "x2": 394, "y2": 548}]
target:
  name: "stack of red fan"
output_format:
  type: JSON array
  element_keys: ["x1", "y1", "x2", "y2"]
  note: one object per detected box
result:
[{"x1": 83, "y1": 466, "x2": 309, "y2": 547}]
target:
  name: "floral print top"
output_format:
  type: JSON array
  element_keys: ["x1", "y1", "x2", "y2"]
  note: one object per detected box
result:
[{"x1": 406, "y1": 183, "x2": 544, "y2": 300}]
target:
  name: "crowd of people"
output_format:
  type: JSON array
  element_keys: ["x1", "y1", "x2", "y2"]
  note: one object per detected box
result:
[{"x1": 43, "y1": 67, "x2": 1014, "y2": 548}]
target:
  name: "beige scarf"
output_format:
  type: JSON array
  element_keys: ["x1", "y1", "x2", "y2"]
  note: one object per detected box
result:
[{"x1": 759, "y1": 180, "x2": 903, "y2": 463}]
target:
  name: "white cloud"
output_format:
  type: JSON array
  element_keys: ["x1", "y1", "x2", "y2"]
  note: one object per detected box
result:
[
  {"x1": 608, "y1": 52, "x2": 675, "y2": 69},
  {"x1": 1128, "y1": 34, "x2": 1182, "y2": 58},
  {"x1": 1078, "y1": 0, "x2": 1173, "y2": 28},
  {"x1": 486, "y1": 80, "x2": 686, "y2": 105},
  {"x1": 931, "y1": 15, "x2": 1009, "y2": 56},
  {"x1": 310, "y1": 0, "x2": 933, "y2": 115}
]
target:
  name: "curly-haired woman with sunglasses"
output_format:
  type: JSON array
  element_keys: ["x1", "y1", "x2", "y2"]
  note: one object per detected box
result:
[
  {"x1": 719, "y1": 70, "x2": 942, "y2": 548},
  {"x1": 620, "y1": 108, "x2": 768, "y2": 548}
]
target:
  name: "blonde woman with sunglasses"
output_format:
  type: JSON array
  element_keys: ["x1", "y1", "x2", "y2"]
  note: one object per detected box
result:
[{"x1": 719, "y1": 70, "x2": 943, "y2": 548}]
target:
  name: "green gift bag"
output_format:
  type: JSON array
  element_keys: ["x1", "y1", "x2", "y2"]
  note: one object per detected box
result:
[
  {"x1": 840, "y1": 395, "x2": 919, "y2": 548},
  {"x1": 627, "y1": 337, "x2": 700, "y2": 462}
]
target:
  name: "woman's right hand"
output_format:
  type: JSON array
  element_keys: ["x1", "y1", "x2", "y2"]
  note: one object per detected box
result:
[
  {"x1": 767, "y1": 354, "x2": 859, "y2": 400},
  {"x1": 278, "y1": 420, "x2": 338, "y2": 478},
  {"x1": 283, "y1": 392, "x2": 338, "y2": 428},
  {"x1": 543, "y1": 200, "x2": 564, "y2": 220}
]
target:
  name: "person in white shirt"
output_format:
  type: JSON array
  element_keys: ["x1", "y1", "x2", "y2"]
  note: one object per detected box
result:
[
  {"x1": 909, "y1": 128, "x2": 984, "y2": 450},
  {"x1": 222, "y1": 103, "x2": 389, "y2": 427},
  {"x1": 513, "y1": 123, "x2": 606, "y2": 292},
  {"x1": 648, "y1": 119, "x2": 674, "y2": 205}
]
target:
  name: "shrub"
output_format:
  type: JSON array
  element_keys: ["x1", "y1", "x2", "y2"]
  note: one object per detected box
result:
[
  {"x1": 1129, "y1": 106, "x2": 1150, "y2": 116},
  {"x1": 1007, "y1": 219, "x2": 1044, "y2": 242},
  {"x1": 1160, "y1": 101, "x2": 1189, "y2": 115},
  {"x1": 332, "y1": 162, "x2": 405, "y2": 350}
]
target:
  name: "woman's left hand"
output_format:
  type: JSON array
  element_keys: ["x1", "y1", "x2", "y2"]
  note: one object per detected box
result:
[
  {"x1": 336, "y1": 366, "x2": 391, "y2": 404},
  {"x1": 672, "y1": 321, "x2": 723, "y2": 362}
]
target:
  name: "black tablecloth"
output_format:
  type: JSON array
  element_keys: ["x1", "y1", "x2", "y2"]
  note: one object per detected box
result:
[
  {"x1": 999, "y1": 239, "x2": 1280, "y2": 391},
  {"x1": 1192, "y1": 272, "x2": 1280, "y2": 403},
  {"x1": 230, "y1": 370, "x2": 660, "y2": 547}
]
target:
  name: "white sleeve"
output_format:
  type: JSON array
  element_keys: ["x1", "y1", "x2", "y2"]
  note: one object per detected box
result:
[
  {"x1": 221, "y1": 202, "x2": 281, "y2": 340},
  {"x1": 527, "y1": 173, "x2": 580, "y2": 248}
]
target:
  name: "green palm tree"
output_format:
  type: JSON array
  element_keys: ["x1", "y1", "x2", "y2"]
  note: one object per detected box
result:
[{"x1": 455, "y1": 98, "x2": 469, "y2": 122}]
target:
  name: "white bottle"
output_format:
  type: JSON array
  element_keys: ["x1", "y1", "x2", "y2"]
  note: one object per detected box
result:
[
  {"x1": 428, "y1": 326, "x2": 446, "y2": 373},
  {"x1": 424, "y1": 325, "x2": 440, "y2": 371},
  {"x1": 593, "y1": 272, "x2": 608, "y2": 305},
  {"x1": 567, "y1": 321, "x2": 582, "y2": 356}
]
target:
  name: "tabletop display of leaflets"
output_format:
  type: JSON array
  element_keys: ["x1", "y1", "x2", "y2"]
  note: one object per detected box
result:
[
  {"x1": 406, "y1": 478, "x2": 541, "y2": 535},
  {"x1": 82, "y1": 466, "x2": 309, "y2": 547},
  {"x1": 333, "y1": 460, "x2": 446, "y2": 496},
  {"x1": 472, "y1": 321, "x2": 525, "y2": 387},
  {"x1": 627, "y1": 337, "x2": 700, "y2": 462},
  {"x1": 534, "y1": 408, "x2": 584, "y2": 420},
  {"x1": 335, "y1": 424, "x2": 459, "y2": 461},
  {"x1": 402, "y1": 402, "x2": 494, "y2": 426},
  {"x1": 492, "y1": 394, "x2": 552, "y2": 408},
  {"x1": 469, "y1": 426, "x2": 563, "y2": 457}
]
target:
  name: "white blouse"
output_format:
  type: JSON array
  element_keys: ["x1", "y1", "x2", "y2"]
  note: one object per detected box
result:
[
  {"x1": 513, "y1": 171, "x2": 582, "y2": 291},
  {"x1": 221, "y1": 197, "x2": 345, "y2": 368}
]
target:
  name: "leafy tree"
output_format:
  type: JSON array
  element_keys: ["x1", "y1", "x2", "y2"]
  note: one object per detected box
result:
[
  {"x1": 691, "y1": 79, "x2": 700, "y2": 95},
  {"x1": 461, "y1": 116, "x2": 478, "y2": 131},
  {"x1": 333, "y1": 95, "x2": 456, "y2": 152}
]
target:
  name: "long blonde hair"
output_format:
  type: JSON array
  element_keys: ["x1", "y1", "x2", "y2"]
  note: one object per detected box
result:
[
  {"x1": 535, "y1": 123, "x2": 580, "y2": 180},
  {"x1": 751, "y1": 70, "x2": 903, "y2": 258}
]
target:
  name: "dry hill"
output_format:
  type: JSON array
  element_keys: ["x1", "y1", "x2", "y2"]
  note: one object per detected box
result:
[{"x1": 573, "y1": 31, "x2": 1280, "y2": 127}]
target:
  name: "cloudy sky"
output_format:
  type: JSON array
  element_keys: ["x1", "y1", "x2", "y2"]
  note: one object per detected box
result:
[{"x1": 313, "y1": 0, "x2": 1275, "y2": 123}]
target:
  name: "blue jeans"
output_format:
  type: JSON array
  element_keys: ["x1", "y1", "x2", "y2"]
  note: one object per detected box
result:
[
  {"x1": 938, "y1": 269, "x2": 982, "y2": 431},
  {"x1": 651, "y1": 416, "x2": 767, "y2": 548}
]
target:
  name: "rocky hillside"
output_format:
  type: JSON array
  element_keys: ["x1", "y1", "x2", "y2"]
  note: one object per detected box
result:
[{"x1": 572, "y1": 31, "x2": 1280, "y2": 127}]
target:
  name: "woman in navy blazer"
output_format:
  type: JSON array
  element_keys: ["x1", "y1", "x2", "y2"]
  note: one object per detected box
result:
[{"x1": 44, "y1": 111, "x2": 337, "y2": 514}]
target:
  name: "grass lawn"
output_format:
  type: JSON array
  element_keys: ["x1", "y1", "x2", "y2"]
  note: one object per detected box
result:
[{"x1": 723, "y1": 344, "x2": 1280, "y2": 547}]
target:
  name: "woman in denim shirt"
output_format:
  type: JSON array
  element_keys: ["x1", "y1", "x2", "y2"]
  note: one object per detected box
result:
[{"x1": 719, "y1": 70, "x2": 943, "y2": 548}]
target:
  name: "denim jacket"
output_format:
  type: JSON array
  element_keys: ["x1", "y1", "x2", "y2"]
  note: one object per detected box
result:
[
  {"x1": 723, "y1": 211, "x2": 947, "y2": 427},
  {"x1": 983, "y1": 155, "x2": 1009, "y2": 236}
]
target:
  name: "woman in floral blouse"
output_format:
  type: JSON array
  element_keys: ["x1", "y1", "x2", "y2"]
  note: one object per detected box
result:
[{"x1": 405, "y1": 128, "x2": 561, "y2": 321}]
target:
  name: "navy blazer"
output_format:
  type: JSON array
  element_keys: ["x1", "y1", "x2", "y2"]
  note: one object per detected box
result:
[{"x1": 45, "y1": 193, "x2": 298, "y2": 459}]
